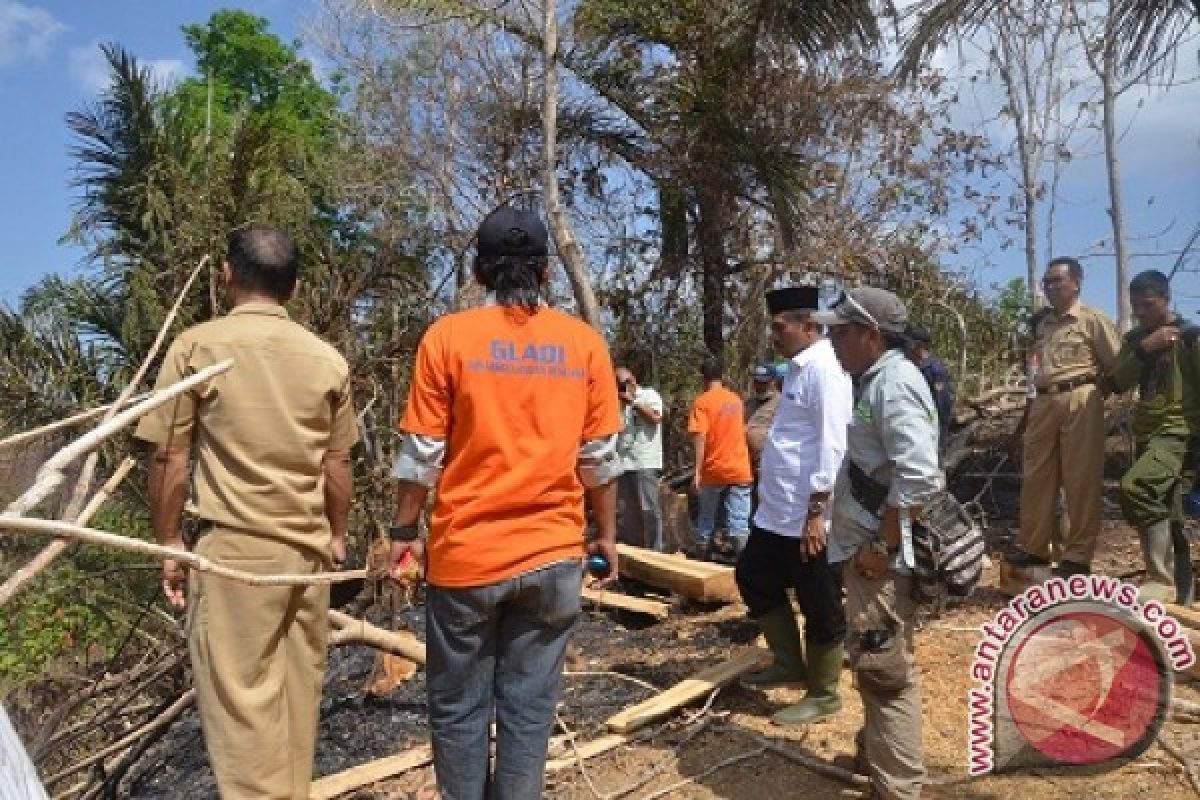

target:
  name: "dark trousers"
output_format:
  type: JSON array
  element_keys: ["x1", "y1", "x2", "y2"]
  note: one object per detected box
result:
[
  {"x1": 735, "y1": 525, "x2": 846, "y2": 645},
  {"x1": 426, "y1": 560, "x2": 581, "y2": 800}
]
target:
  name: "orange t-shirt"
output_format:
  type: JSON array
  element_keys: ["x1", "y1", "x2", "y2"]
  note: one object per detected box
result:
[
  {"x1": 687, "y1": 385, "x2": 753, "y2": 486},
  {"x1": 400, "y1": 305, "x2": 622, "y2": 588}
]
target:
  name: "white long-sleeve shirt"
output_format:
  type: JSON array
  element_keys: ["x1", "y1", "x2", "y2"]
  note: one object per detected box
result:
[{"x1": 752, "y1": 338, "x2": 852, "y2": 537}]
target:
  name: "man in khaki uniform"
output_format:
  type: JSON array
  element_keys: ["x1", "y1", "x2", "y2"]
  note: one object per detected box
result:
[
  {"x1": 136, "y1": 226, "x2": 358, "y2": 799},
  {"x1": 1008, "y1": 257, "x2": 1119, "y2": 577}
]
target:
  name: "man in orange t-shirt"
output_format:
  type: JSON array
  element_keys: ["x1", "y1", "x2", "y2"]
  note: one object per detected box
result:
[
  {"x1": 688, "y1": 357, "x2": 754, "y2": 560},
  {"x1": 388, "y1": 207, "x2": 623, "y2": 799}
]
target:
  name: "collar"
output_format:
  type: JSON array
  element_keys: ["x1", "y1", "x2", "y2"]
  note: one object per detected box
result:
[
  {"x1": 1053, "y1": 300, "x2": 1082, "y2": 320},
  {"x1": 859, "y1": 348, "x2": 905, "y2": 383},
  {"x1": 229, "y1": 302, "x2": 289, "y2": 319},
  {"x1": 790, "y1": 337, "x2": 833, "y2": 369},
  {"x1": 483, "y1": 291, "x2": 546, "y2": 307}
]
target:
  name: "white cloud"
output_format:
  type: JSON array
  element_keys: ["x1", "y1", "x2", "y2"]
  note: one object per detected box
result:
[
  {"x1": 0, "y1": 0, "x2": 66, "y2": 67},
  {"x1": 68, "y1": 41, "x2": 109, "y2": 93},
  {"x1": 145, "y1": 57, "x2": 186, "y2": 86},
  {"x1": 69, "y1": 39, "x2": 187, "y2": 94}
]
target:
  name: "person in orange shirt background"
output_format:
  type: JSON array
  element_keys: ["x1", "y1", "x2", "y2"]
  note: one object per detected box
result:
[
  {"x1": 688, "y1": 357, "x2": 754, "y2": 560},
  {"x1": 388, "y1": 206, "x2": 623, "y2": 800}
]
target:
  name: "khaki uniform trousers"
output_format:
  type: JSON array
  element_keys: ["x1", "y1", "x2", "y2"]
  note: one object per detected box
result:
[
  {"x1": 844, "y1": 564, "x2": 924, "y2": 800},
  {"x1": 1018, "y1": 384, "x2": 1106, "y2": 565},
  {"x1": 187, "y1": 527, "x2": 330, "y2": 800}
]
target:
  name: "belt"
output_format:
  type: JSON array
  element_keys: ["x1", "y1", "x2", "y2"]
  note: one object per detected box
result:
[{"x1": 1038, "y1": 375, "x2": 1095, "y2": 395}]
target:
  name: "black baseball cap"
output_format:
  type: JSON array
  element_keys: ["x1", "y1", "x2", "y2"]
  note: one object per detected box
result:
[{"x1": 476, "y1": 207, "x2": 549, "y2": 258}]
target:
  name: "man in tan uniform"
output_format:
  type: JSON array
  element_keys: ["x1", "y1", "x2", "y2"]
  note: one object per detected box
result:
[
  {"x1": 1008, "y1": 256, "x2": 1119, "y2": 577},
  {"x1": 136, "y1": 226, "x2": 358, "y2": 799}
]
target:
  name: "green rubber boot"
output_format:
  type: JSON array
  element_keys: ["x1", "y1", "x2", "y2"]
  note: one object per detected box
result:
[
  {"x1": 772, "y1": 641, "x2": 843, "y2": 725},
  {"x1": 740, "y1": 606, "x2": 807, "y2": 689},
  {"x1": 1139, "y1": 520, "x2": 1176, "y2": 603}
]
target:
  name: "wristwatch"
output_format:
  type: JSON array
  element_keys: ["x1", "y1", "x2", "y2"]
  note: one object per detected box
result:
[{"x1": 388, "y1": 524, "x2": 420, "y2": 542}]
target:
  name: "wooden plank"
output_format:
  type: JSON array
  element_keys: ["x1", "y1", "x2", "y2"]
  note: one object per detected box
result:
[
  {"x1": 580, "y1": 587, "x2": 670, "y2": 619},
  {"x1": 0, "y1": 703, "x2": 48, "y2": 800},
  {"x1": 604, "y1": 649, "x2": 766, "y2": 734},
  {"x1": 616, "y1": 544, "x2": 739, "y2": 603},
  {"x1": 308, "y1": 745, "x2": 432, "y2": 800},
  {"x1": 545, "y1": 733, "x2": 632, "y2": 772},
  {"x1": 1165, "y1": 603, "x2": 1200, "y2": 632}
]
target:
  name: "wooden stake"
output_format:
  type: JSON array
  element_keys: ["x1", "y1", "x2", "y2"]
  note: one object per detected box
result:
[
  {"x1": 544, "y1": 732, "x2": 631, "y2": 772},
  {"x1": 580, "y1": 586, "x2": 670, "y2": 619},
  {"x1": 307, "y1": 745, "x2": 432, "y2": 800},
  {"x1": 604, "y1": 649, "x2": 765, "y2": 733}
]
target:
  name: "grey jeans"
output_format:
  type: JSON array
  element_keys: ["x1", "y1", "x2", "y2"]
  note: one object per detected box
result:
[
  {"x1": 616, "y1": 469, "x2": 664, "y2": 551},
  {"x1": 426, "y1": 559, "x2": 582, "y2": 800}
]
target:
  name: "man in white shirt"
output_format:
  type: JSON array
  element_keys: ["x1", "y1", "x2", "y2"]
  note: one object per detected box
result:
[
  {"x1": 736, "y1": 286, "x2": 853, "y2": 726},
  {"x1": 615, "y1": 365, "x2": 666, "y2": 551}
]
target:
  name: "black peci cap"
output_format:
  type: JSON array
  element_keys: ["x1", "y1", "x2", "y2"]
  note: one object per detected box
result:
[{"x1": 765, "y1": 286, "x2": 820, "y2": 315}]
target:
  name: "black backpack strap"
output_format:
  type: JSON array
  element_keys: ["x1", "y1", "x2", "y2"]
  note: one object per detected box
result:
[{"x1": 1029, "y1": 307, "x2": 1053, "y2": 338}]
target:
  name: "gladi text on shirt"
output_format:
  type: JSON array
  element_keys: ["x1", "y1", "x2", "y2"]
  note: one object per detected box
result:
[{"x1": 489, "y1": 340, "x2": 566, "y2": 364}]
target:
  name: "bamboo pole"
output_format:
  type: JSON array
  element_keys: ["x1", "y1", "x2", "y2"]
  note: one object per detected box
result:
[
  {"x1": 0, "y1": 396, "x2": 148, "y2": 453},
  {"x1": 0, "y1": 457, "x2": 136, "y2": 607},
  {"x1": 0, "y1": 517, "x2": 366, "y2": 587},
  {"x1": 2, "y1": 360, "x2": 232, "y2": 518},
  {"x1": 27, "y1": 258, "x2": 210, "y2": 573}
]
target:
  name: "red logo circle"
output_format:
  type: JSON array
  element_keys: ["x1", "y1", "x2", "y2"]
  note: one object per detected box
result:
[{"x1": 1004, "y1": 608, "x2": 1167, "y2": 766}]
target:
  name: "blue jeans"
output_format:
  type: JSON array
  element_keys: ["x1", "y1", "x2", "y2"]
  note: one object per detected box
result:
[
  {"x1": 426, "y1": 559, "x2": 581, "y2": 800},
  {"x1": 695, "y1": 484, "x2": 752, "y2": 546}
]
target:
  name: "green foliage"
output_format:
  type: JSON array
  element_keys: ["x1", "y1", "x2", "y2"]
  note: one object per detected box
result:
[
  {"x1": 0, "y1": 506, "x2": 159, "y2": 690},
  {"x1": 174, "y1": 10, "x2": 338, "y2": 146}
]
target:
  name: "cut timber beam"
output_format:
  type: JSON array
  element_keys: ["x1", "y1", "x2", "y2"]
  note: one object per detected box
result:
[
  {"x1": 616, "y1": 544, "x2": 739, "y2": 603},
  {"x1": 308, "y1": 745, "x2": 432, "y2": 800},
  {"x1": 580, "y1": 587, "x2": 669, "y2": 619},
  {"x1": 604, "y1": 649, "x2": 766, "y2": 734}
]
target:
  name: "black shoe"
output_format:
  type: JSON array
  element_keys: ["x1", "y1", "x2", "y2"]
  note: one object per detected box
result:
[
  {"x1": 1005, "y1": 550, "x2": 1050, "y2": 568},
  {"x1": 1053, "y1": 560, "x2": 1090, "y2": 577}
]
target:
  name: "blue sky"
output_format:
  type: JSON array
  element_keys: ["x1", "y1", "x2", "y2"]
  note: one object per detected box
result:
[
  {"x1": 0, "y1": 1, "x2": 1196, "y2": 317},
  {"x1": 0, "y1": 0, "x2": 312, "y2": 306}
]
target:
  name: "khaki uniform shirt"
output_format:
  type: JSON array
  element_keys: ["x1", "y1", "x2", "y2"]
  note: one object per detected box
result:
[
  {"x1": 1030, "y1": 301, "x2": 1119, "y2": 389},
  {"x1": 135, "y1": 303, "x2": 358, "y2": 554}
]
